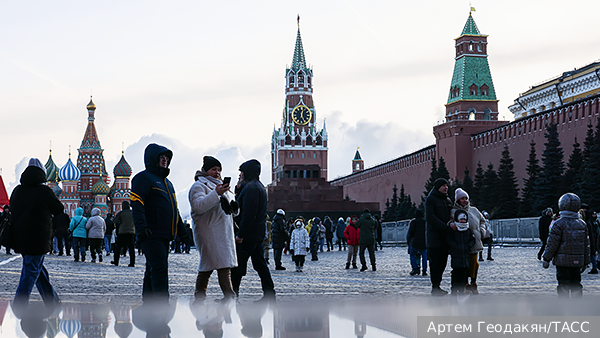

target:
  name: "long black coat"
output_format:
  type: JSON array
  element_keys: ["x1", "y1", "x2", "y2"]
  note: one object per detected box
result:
[
  {"x1": 9, "y1": 166, "x2": 64, "y2": 255},
  {"x1": 425, "y1": 188, "x2": 453, "y2": 249},
  {"x1": 53, "y1": 213, "x2": 71, "y2": 237}
]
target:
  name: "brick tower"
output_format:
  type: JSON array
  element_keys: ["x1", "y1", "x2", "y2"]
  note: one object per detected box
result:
[
  {"x1": 271, "y1": 16, "x2": 328, "y2": 183},
  {"x1": 433, "y1": 11, "x2": 505, "y2": 178}
]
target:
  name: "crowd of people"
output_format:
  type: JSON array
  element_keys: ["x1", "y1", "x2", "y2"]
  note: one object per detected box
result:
[{"x1": 1, "y1": 145, "x2": 598, "y2": 317}]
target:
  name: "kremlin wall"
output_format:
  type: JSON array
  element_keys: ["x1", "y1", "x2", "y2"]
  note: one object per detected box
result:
[{"x1": 331, "y1": 15, "x2": 600, "y2": 214}]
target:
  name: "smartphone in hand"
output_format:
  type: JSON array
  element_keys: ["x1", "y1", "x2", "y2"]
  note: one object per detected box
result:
[{"x1": 222, "y1": 177, "x2": 231, "y2": 186}]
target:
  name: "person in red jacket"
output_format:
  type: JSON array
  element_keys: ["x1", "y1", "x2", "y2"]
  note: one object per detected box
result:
[{"x1": 344, "y1": 215, "x2": 360, "y2": 269}]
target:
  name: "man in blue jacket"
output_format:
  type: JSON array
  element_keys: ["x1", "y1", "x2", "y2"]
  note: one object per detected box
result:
[
  {"x1": 231, "y1": 159, "x2": 276, "y2": 302},
  {"x1": 131, "y1": 143, "x2": 188, "y2": 304}
]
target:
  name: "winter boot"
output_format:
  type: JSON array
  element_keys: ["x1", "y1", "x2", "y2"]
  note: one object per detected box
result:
[
  {"x1": 479, "y1": 254, "x2": 484, "y2": 261},
  {"x1": 372, "y1": 264, "x2": 376, "y2": 271},
  {"x1": 352, "y1": 263, "x2": 358, "y2": 269},
  {"x1": 99, "y1": 254, "x2": 103, "y2": 262},
  {"x1": 487, "y1": 256, "x2": 494, "y2": 261},
  {"x1": 360, "y1": 265, "x2": 368, "y2": 272},
  {"x1": 81, "y1": 252, "x2": 86, "y2": 262},
  {"x1": 422, "y1": 270, "x2": 428, "y2": 276},
  {"x1": 275, "y1": 265, "x2": 286, "y2": 270},
  {"x1": 410, "y1": 269, "x2": 419, "y2": 276},
  {"x1": 345, "y1": 263, "x2": 350, "y2": 269},
  {"x1": 589, "y1": 268, "x2": 598, "y2": 274}
]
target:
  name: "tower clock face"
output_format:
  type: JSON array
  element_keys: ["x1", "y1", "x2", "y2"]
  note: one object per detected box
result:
[{"x1": 292, "y1": 105, "x2": 312, "y2": 125}]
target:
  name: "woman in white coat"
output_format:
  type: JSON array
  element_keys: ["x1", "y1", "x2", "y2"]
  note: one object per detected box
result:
[{"x1": 189, "y1": 156, "x2": 239, "y2": 302}]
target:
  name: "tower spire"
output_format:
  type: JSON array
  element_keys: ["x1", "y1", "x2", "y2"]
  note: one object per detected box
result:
[{"x1": 291, "y1": 17, "x2": 307, "y2": 72}]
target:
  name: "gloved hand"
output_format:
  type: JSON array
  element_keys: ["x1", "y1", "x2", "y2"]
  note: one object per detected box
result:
[
  {"x1": 138, "y1": 228, "x2": 152, "y2": 241},
  {"x1": 542, "y1": 260, "x2": 550, "y2": 269},
  {"x1": 182, "y1": 234, "x2": 194, "y2": 247},
  {"x1": 230, "y1": 200, "x2": 239, "y2": 214},
  {"x1": 220, "y1": 196, "x2": 233, "y2": 215}
]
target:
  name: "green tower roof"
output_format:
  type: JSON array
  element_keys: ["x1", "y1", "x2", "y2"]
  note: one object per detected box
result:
[
  {"x1": 290, "y1": 26, "x2": 307, "y2": 72},
  {"x1": 447, "y1": 14, "x2": 496, "y2": 104},
  {"x1": 461, "y1": 13, "x2": 481, "y2": 36}
]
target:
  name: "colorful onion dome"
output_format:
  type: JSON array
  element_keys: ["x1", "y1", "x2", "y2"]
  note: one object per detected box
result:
[
  {"x1": 113, "y1": 153, "x2": 132, "y2": 177},
  {"x1": 45, "y1": 152, "x2": 60, "y2": 182},
  {"x1": 92, "y1": 177, "x2": 110, "y2": 195},
  {"x1": 59, "y1": 157, "x2": 81, "y2": 181}
]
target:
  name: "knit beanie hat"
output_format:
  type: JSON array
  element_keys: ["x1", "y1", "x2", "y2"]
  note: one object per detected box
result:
[
  {"x1": 454, "y1": 188, "x2": 469, "y2": 202},
  {"x1": 202, "y1": 156, "x2": 222, "y2": 172},
  {"x1": 28, "y1": 158, "x2": 44, "y2": 171},
  {"x1": 434, "y1": 178, "x2": 449, "y2": 191}
]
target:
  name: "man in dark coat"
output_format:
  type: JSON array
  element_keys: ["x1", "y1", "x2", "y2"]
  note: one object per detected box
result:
[
  {"x1": 407, "y1": 209, "x2": 427, "y2": 276},
  {"x1": 52, "y1": 212, "x2": 71, "y2": 256},
  {"x1": 425, "y1": 178, "x2": 453, "y2": 296},
  {"x1": 537, "y1": 208, "x2": 553, "y2": 261},
  {"x1": 10, "y1": 158, "x2": 64, "y2": 309},
  {"x1": 131, "y1": 143, "x2": 188, "y2": 304},
  {"x1": 356, "y1": 209, "x2": 378, "y2": 271},
  {"x1": 104, "y1": 213, "x2": 114, "y2": 255},
  {"x1": 111, "y1": 200, "x2": 136, "y2": 267},
  {"x1": 231, "y1": 159, "x2": 276, "y2": 302},
  {"x1": 271, "y1": 209, "x2": 289, "y2": 270},
  {"x1": 324, "y1": 216, "x2": 334, "y2": 251}
]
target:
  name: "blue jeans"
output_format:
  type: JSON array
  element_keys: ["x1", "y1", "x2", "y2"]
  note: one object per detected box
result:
[
  {"x1": 14, "y1": 255, "x2": 59, "y2": 306},
  {"x1": 139, "y1": 239, "x2": 170, "y2": 304},
  {"x1": 104, "y1": 234, "x2": 112, "y2": 254},
  {"x1": 410, "y1": 247, "x2": 428, "y2": 272}
]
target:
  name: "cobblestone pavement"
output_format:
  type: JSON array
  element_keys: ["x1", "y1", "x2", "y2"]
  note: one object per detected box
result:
[{"x1": 1, "y1": 246, "x2": 600, "y2": 304}]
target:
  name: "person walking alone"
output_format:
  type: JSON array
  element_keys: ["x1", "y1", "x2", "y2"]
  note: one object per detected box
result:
[
  {"x1": 111, "y1": 201, "x2": 136, "y2": 267},
  {"x1": 356, "y1": 209, "x2": 377, "y2": 272},
  {"x1": 9, "y1": 158, "x2": 64, "y2": 311},
  {"x1": 407, "y1": 209, "x2": 427, "y2": 276},
  {"x1": 230, "y1": 159, "x2": 276, "y2": 302}
]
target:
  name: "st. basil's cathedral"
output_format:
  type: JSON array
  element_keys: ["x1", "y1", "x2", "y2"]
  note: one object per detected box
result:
[{"x1": 44, "y1": 98, "x2": 132, "y2": 217}]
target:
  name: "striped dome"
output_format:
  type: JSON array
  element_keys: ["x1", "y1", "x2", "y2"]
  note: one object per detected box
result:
[
  {"x1": 59, "y1": 158, "x2": 81, "y2": 181},
  {"x1": 113, "y1": 154, "x2": 132, "y2": 177},
  {"x1": 45, "y1": 153, "x2": 60, "y2": 182},
  {"x1": 59, "y1": 319, "x2": 81, "y2": 338},
  {"x1": 92, "y1": 177, "x2": 110, "y2": 195}
]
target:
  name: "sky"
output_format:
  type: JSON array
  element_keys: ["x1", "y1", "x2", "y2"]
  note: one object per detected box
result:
[{"x1": 1, "y1": 1, "x2": 600, "y2": 217}]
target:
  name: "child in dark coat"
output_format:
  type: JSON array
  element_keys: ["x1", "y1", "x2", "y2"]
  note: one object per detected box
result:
[{"x1": 447, "y1": 209, "x2": 475, "y2": 295}]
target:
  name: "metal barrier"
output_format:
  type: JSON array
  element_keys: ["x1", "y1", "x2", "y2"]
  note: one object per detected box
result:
[{"x1": 382, "y1": 217, "x2": 542, "y2": 246}]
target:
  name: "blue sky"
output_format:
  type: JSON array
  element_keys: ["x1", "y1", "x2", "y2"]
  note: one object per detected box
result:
[{"x1": 1, "y1": 1, "x2": 599, "y2": 217}]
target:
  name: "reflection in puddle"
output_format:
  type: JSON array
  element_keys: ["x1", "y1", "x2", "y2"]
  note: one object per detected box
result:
[
  {"x1": 0, "y1": 298, "x2": 405, "y2": 338},
  {"x1": 2, "y1": 296, "x2": 596, "y2": 337}
]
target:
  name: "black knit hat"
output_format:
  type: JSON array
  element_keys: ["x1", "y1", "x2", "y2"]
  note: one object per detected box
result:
[
  {"x1": 202, "y1": 156, "x2": 222, "y2": 172},
  {"x1": 434, "y1": 178, "x2": 449, "y2": 191}
]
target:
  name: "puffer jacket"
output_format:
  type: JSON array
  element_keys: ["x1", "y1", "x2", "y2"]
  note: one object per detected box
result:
[
  {"x1": 451, "y1": 202, "x2": 487, "y2": 253},
  {"x1": 113, "y1": 208, "x2": 135, "y2": 235},
  {"x1": 344, "y1": 222, "x2": 360, "y2": 246},
  {"x1": 447, "y1": 228, "x2": 474, "y2": 268},
  {"x1": 543, "y1": 211, "x2": 590, "y2": 267},
  {"x1": 70, "y1": 207, "x2": 88, "y2": 239},
  {"x1": 131, "y1": 143, "x2": 186, "y2": 242},
  {"x1": 290, "y1": 226, "x2": 309, "y2": 256},
  {"x1": 85, "y1": 208, "x2": 106, "y2": 239}
]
